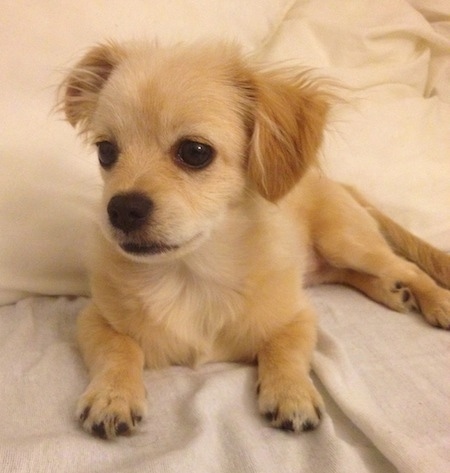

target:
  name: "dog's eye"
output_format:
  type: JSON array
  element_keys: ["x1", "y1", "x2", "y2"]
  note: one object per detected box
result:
[
  {"x1": 96, "y1": 141, "x2": 119, "y2": 168},
  {"x1": 176, "y1": 140, "x2": 215, "y2": 169}
]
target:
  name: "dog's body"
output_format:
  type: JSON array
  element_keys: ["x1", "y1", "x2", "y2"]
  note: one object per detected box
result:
[{"x1": 61, "y1": 41, "x2": 450, "y2": 439}]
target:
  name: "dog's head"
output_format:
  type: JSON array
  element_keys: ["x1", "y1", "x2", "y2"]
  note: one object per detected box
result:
[{"x1": 61, "y1": 41, "x2": 329, "y2": 260}]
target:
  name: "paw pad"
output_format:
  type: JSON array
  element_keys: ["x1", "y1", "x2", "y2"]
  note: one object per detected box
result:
[{"x1": 391, "y1": 282, "x2": 417, "y2": 311}]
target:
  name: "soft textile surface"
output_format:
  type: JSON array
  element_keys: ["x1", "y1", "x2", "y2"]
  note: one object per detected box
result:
[
  {"x1": 1, "y1": 1, "x2": 449, "y2": 472},
  {"x1": 1, "y1": 294, "x2": 448, "y2": 473}
]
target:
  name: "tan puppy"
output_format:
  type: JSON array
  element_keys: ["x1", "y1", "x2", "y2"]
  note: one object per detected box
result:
[{"x1": 61, "y1": 41, "x2": 450, "y2": 439}]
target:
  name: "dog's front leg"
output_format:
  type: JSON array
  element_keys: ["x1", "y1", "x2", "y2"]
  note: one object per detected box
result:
[
  {"x1": 75, "y1": 303, "x2": 147, "y2": 439},
  {"x1": 257, "y1": 310, "x2": 323, "y2": 432}
]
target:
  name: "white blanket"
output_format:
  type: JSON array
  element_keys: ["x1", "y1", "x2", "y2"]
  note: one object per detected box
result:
[{"x1": 1, "y1": 1, "x2": 449, "y2": 472}]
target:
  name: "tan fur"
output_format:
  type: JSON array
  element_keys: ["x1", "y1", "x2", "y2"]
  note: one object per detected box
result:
[
  {"x1": 60, "y1": 41, "x2": 450, "y2": 439},
  {"x1": 343, "y1": 184, "x2": 450, "y2": 289}
]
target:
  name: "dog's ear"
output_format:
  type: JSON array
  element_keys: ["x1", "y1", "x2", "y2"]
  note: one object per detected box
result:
[
  {"x1": 61, "y1": 41, "x2": 125, "y2": 129},
  {"x1": 245, "y1": 70, "x2": 329, "y2": 202}
]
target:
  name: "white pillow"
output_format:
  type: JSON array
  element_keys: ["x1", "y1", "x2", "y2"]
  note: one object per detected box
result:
[{"x1": 0, "y1": 0, "x2": 285, "y2": 304}]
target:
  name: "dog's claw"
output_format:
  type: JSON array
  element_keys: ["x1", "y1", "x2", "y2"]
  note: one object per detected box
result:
[
  {"x1": 280, "y1": 420, "x2": 295, "y2": 432},
  {"x1": 116, "y1": 422, "x2": 130, "y2": 435},
  {"x1": 92, "y1": 422, "x2": 107, "y2": 439},
  {"x1": 258, "y1": 377, "x2": 323, "y2": 434}
]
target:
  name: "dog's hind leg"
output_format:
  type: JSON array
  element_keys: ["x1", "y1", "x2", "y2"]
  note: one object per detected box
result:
[
  {"x1": 310, "y1": 267, "x2": 419, "y2": 314},
  {"x1": 310, "y1": 183, "x2": 450, "y2": 329}
]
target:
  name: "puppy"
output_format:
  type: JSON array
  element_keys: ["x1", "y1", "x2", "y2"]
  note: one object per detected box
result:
[{"x1": 60, "y1": 40, "x2": 450, "y2": 439}]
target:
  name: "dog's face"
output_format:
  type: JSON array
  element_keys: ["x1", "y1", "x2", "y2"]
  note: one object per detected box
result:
[
  {"x1": 69, "y1": 44, "x2": 252, "y2": 259},
  {"x1": 62, "y1": 41, "x2": 329, "y2": 260}
]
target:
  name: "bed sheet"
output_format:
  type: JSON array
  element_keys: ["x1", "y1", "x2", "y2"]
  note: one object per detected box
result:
[
  {"x1": 1, "y1": 1, "x2": 449, "y2": 472},
  {"x1": 1, "y1": 292, "x2": 448, "y2": 473}
]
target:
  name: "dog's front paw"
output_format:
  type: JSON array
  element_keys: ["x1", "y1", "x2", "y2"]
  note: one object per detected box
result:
[
  {"x1": 76, "y1": 379, "x2": 147, "y2": 439},
  {"x1": 257, "y1": 376, "x2": 324, "y2": 433}
]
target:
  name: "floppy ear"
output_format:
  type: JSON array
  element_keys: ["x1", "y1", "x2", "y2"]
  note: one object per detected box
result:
[
  {"x1": 61, "y1": 41, "x2": 125, "y2": 129},
  {"x1": 246, "y1": 70, "x2": 330, "y2": 202}
]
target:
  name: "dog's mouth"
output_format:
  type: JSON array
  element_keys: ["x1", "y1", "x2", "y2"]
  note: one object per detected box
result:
[
  {"x1": 120, "y1": 241, "x2": 179, "y2": 255},
  {"x1": 117, "y1": 232, "x2": 204, "y2": 257}
]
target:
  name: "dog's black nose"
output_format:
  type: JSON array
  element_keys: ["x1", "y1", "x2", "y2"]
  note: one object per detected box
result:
[{"x1": 107, "y1": 193, "x2": 153, "y2": 233}]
